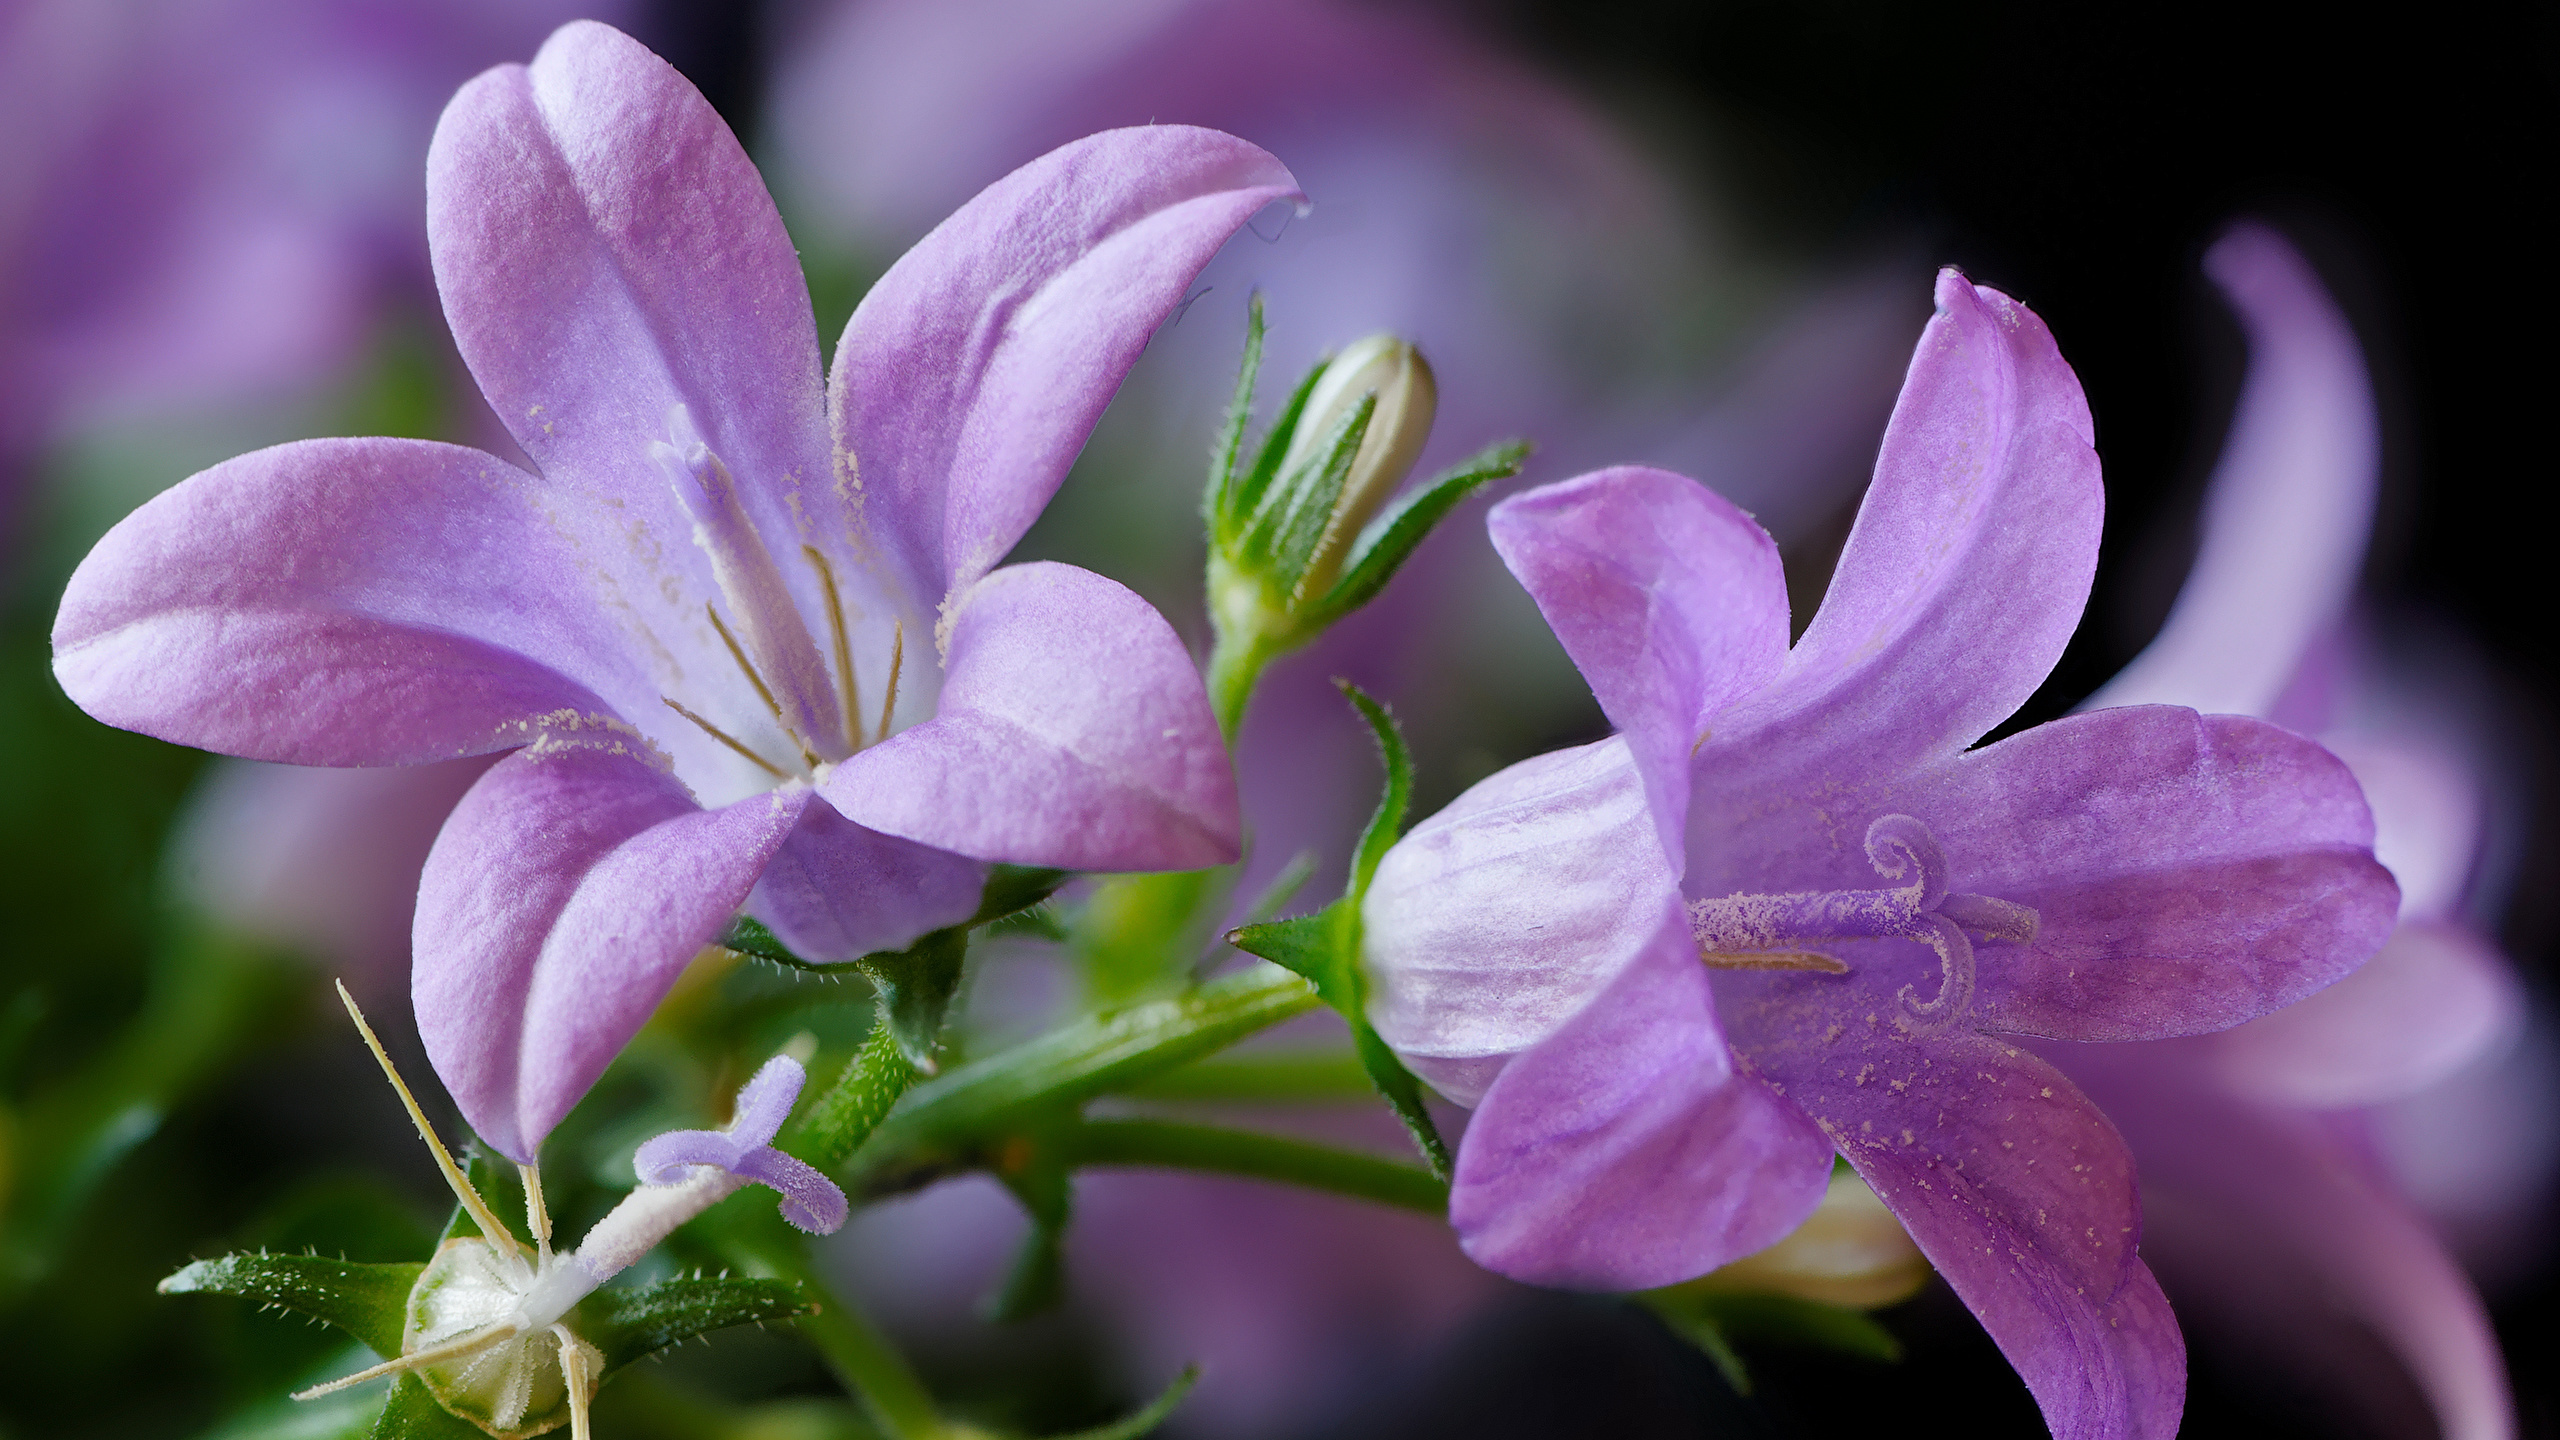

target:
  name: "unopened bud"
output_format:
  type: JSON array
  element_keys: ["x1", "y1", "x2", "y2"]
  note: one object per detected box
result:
[
  {"x1": 1698, "y1": 1169, "x2": 1930, "y2": 1308},
  {"x1": 1282, "y1": 334, "x2": 1437, "y2": 597}
]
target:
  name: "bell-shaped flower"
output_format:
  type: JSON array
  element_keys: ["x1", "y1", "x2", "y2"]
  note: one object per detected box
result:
[
  {"x1": 52, "y1": 21, "x2": 1294, "y2": 1162},
  {"x1": 2062, "y1": 223, "x2": 2523, "y2": 1440},
  {"x1": 1360, "y1": 270, "x2": 2401, "y2": 1440}
]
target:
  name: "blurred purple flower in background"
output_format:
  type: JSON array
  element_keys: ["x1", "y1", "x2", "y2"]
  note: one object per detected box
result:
[
  {"x1": 1362, "y1": 272, "x2": 2402, "y2": 1439},
  {"x1": 0, "y1": 0, "x2": 621, "y2": 523},
  {"x1": 55, "y1": 21, "x2": 1287, "y2": 1160},
  {"x1": 2059, "y1": 222, "x2": 2545, "y2": 1440}
]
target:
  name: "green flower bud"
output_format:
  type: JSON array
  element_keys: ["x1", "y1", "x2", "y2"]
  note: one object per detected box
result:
[{"x1": 1278, "y1": 334, "x2": 1439, "y2": 597}]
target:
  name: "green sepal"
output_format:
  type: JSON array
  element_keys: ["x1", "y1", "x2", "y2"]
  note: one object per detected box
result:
[
  {"x1": 1314, "y1": 438, "x2": 1529, "y2": 621},
  {"x1": 1637, "y1": 1288, "x2": 1903, "y2": 1396},
  {"x1": 717, "y1": 913, "x2": 805, "y2": 968},
  {"x1": 1218, "y1": 354, "x2": 1326, "y2": 544},
  {"x1": 571, "y1": 1274, "x2": 817, "y2": 1372},
  {"x1": 370, "y1": 1375, "x2": 490, "y2": 1439},
  {"x1": 1225, "y1": 686, "x2": 1449, "y2": 1179},
  {"x1": 158, "y1": 1252, "x2": 425, "y2": 1358},
  {"x1": 1243, "y1": 393, "x2": 1374, "y2": 591},
  {"x1": 1050, "y1": 1363, "x2": 1199, "y2": 1440},
  {"x1": 984, "y1": 1151, "x2": 1072, "y2": 1323},
  {"x1": 788, "y1": 1017, "x2": 924, "y2": 1174},
  {"x1": 1203, "y1": 293, "x2": 1266, "y2": 527},
  {"x1": 858, "y1": 926, "x2": 967, "y2": 1070}
]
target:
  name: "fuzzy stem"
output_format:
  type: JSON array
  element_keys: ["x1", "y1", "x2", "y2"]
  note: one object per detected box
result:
[{"x1": 786, "y1": 1018, "x2": 920, "y2": 1174}]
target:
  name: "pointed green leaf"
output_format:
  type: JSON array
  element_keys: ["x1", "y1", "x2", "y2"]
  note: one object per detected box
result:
[
  {"x1": 718, "y1": 914, "x2": 807, "y2": 968},
  {"x1": 1691, "y1": 1291, "x2": 1904, "y2": 1363},
  {"x1": 1334, "y1": 683, "x2": 1412, "y2": 903},
  {"x1": 974, "y1": 865, "x2": 1071, "y2": 925},
  {"x1": 574, "y1": 1275, "x2": 816, "y2": 1373},
  {"x1": 159, "y1": 1253, "x2": 424, "y2": 1359},
  {"x1": 1646, "y1": 1299, "x2": 1753, "y2": 1395},
  {"x1": 1223, "y1": 910, "x2": 1349, "y2": 999},
  {"x1": 1317, "y1": 438, "x2": 1530, "y2": 619},
  {"x1": 369, "y1": 1373, "x2": 489, "y2": 1439},
  {"x1": 1205, "y1": 294, "x2": 1266, "y2": 530},
  {"x1": 1224, "y1": 359, "x2": 1327, "y2": 540},
  {"x1": 1049, "y1": 1364, "x2": 1199, "y2": 1440}
]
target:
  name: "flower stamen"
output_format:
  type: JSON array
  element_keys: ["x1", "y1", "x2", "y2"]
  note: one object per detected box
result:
[
  {"x1": 706, "y1": 603, "x2": 821, "y2": 771},
  {"x1": 662, "y1": 697, "x2": 789, "y2": 781},
  {"x1": 876, "y1": 618, "x2": 904, "y2": 746},
  {"x1": 803, "y1": 545, "x2": 864, "y2": 756}
]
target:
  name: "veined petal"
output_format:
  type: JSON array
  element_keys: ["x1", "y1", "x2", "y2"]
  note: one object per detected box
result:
[
  {"x1": 1708, "y1": 271, "x2": 2100, "y2": 784},
  {"x1": 2085, "y1": 224, "x2": 2377, "y2": 718},
  {"x1": 53, "y1": 437, "x2": 645, "y2": 765},
  {"x1": 2205, "y1": 919, "x2": 2519, "y2": 1109},
  {"x1": 1903, "y1": 706, "x2": 2398, "y2": 1041},
  {"x1": 1743, "y1": 1000, "x2": 2181, "y2": 1440},
  {"x1": 821, "y1": 562, "x2": 1237, "y2": 871},
  {"x1": 827, "y1": 125, "x2": 1302, "y2": 606},
  {"x1": 1452, "y1": 905, "x2": 1833, "y2": 1289},
  {"x1": 1487, "y1": 466, "x2": 1788, "y2": 867},
  {"x1": 1362, "y1": 738, "x2": 1674, "y2": 1105},
  {"x1": 414, "y1": 741, "x2": 808, "y2": 1161},
  {"x1": 430, "y1": 20, "x2": 828, "y2": 540},
  {"x1": 747, "y1": 798, "x2": 986, "y2": 963}
]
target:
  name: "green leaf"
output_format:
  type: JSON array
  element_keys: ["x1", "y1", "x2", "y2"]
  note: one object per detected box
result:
[
  {"x1": 159, "y1": 1252, "x2": 424, "y2": 1359},
  {"x1": 718, "y1": 914, "x2": 806, "y2": 968},
  {"x1": 1224, "y1": 911, "x2": 1347, "y2": 997},
  {"x1": 369, "y1": 1373, "x2": 489, "y2": 1440},
  {"x1": 1335, "y1": 682, "x2": 1412, "y2": 903},
  {"x1": 849, "y1": 968, "x2": 1319, "y2": 1189},
  {"x1": 858, "y1": 927, "x2": 968, "y2": 1070},
  {"x1": 1222, "y1": 358, "x2": 1327, "y2": 543},
  {"x1": 1316, "y1": 438, "x2": 1530, "y2": 619},
  {"x1": 1637, "y1": 1288, "x2": 1903, "y2": 1396},
  {"x1": 973, "y1": 865, "x2": 1071, "y2": 925},
  {"x1": 574, "y1": 1274, "x2": 817, "y2": 1373},
  {"x1": 1204, "y1": 293, "x2": 1266, "y2": 529},
  {"x1": 1048, "y1": 1364, "x2": 1199, "y2": 1440}
]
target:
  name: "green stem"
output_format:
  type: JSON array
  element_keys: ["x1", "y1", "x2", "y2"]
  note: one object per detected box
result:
[
  {"x1": 1115, "y1": 1049, "x2": 1372, "y2": 1104},
  {"x1": 1204, "y1": 626, "x2": 1275, "y2": 742},
  {"x1": 713, "y1": 1209, "x2": 945, "y2": 1440},
  {"x1": 1052, "y1": 1118, "x2": 1446, "y2": 1214},
  {"x1": 849, "y1": 966, "x2": 1318, "y2": 1189},
  {"x1": 787, "y1": 1018, "x2": 920, "y2": 1172}
]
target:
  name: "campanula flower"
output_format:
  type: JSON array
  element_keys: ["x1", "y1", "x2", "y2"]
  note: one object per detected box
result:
[
  {"x1": 53, "y1": 21, "x2": 1295, "y2": 1161},
  {"x1": 2064, "y1": 223, "x2": 2523, "y2": 1440},
  {"x1": 1360, "y1": 271, "x2": 2401, "y2": 1438}
]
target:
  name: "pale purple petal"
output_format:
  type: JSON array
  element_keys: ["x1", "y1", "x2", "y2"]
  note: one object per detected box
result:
[
  {"x1": 2063, "y1": 1044, "x2": 2514, "y2": 1440},
  {"x1": 1704, "y1": 269, "x2": 2100, "y2": 785},
  {"x1": 2329, "y1": 730, "x2": 2483, "y2": 922},
  {"x1": 427, "y1": 20, "x2": 830, "y2": 602},
  {"x1": 826, "y1": 125, "x2": 1302, "y2": 605},
  {"x1": 1360, "y1": 738, "x2": 1674, "y2": 1105},
  {"x1": 1901, "y1": 706, "x2": 2399, "y2": 1040},
  {"x1": 731, "y1": 1147, "x2": 850, "y2": 1235},
  {"x1": 53, "y1": 438, "x2": 648, "y2": 765},
  {"x1": 632, "y1": 1127, "x2": 743, "y2": 1185},
  {"x1": 1452, "y1": 905, "x2": 1832, "y2": 1289},
  {"x1": 1486, "y1": 466, "x2": 1788, "y2": 866},
  {"x1": 414, "y1": 742, "x2": 809, "y2": 1161},
  {"x1": 823, "y1": 562, "x2": 1238, "y2": 871},
  {"x1": 2085, "y1": 224, "x2": 2377, "y2": 717},
  {"x1": 2207, "y1": 920, "x2": 2519, "y2": 1109},
  {"x1": 729, "y1": 1055, "x2": 808, "y2": 1146},
  {"x1": 747, "y1": 798, "x2": 985, "y2": 963},
  {"x1": 1749, "y1": 1006, "x2": 2180, "y2": 1440}
]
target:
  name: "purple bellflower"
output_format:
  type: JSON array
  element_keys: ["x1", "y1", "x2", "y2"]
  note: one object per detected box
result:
[
  {"x1": 2059, "y1": 224, "x2": 2522, "y2": 1439},
  {"x1": 52, "y1": 21, "x2": 1298, "y2": 1162},
  {"x1": 1360, "y1": 271, "x2": 2401, "y2": 1439}
]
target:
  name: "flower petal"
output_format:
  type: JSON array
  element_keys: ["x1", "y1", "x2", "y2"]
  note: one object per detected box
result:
[
  {"x1": 428, "y1": 21, "x2": 830, "y2": 595},
  {"x1": 1746, "y1": 1003, "x2": 2182, "y2": 1440},
  {"x1": 414, "y1": 741, "x2": 808, "y2": 1161},
  {"x1": 822, "y1": 562, "x2": 1238, "y2": 871},
  {"x1": 1450, "y1": 904, "x2": 1833, "y2": 1289},
  {"x1": 748, "y1": 796, "x2": 986, "y2": 963},
  {"x1": 1487, "y1": 466, "x2": 1789, "y2": 867},
  {"x1": 53, "y1": 438, "x2": 643, "y2": 765},
  {"x1": 1905, "y1": 706, "x2": 2399, "y2": 1040},
  {"x1": 2205, "y1": 919, "x2": 2519, "y2": 1109},
  {"x1": 1362, "y1": 737, "x2": 1674, "y2": 1105},
  {"x1": 1708, "y1": 272, "x2": 2100, "y2": 785},
  {"x1": 2085, "y1": 224, "x2": 2377, "y2": 718},
  {"x1": 827, "y1": 125, "x2": 1302, "y2": 606}
]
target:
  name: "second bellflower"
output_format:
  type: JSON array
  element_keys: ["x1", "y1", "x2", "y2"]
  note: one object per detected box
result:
[
  {"x1": 1362, "y1": 272, "x2": 2399, "y2": 1438},
  {"x1": 51, "y1": 21, "x2": 1296, "y2": 1161}
]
